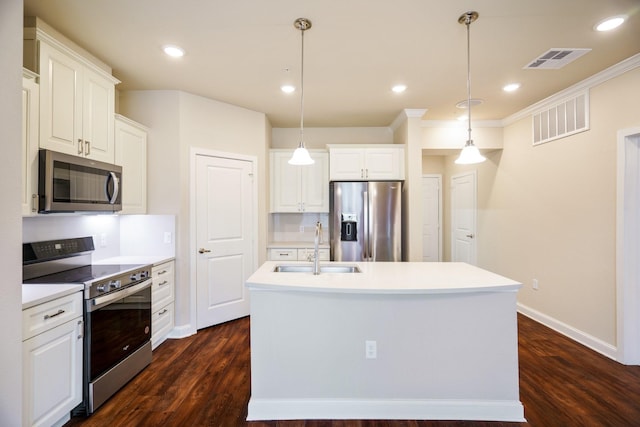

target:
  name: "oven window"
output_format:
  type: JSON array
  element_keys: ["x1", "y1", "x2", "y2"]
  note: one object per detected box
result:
[{"x1": 88, "y1": 286, "x2": 152, "y2": 380}]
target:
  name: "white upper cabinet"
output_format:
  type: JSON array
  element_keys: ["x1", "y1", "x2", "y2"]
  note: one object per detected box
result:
[
  {"x1": 115, "y1": 115, "x2": 148, "y2": 214},
  {"x1": 328, "y1": 144, "x2": 405, "y2": 181},
  {"x1": 24, "y1": 18, "x2": 119, "y2": 163},
  {"x1": 270, "y1": 150, "x2": 329, "y2": 213},
  {"x1": 22, "y1": 71, "x2": 39, "y2": 216}
]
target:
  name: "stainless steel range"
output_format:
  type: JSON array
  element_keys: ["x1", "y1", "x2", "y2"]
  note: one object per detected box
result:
[{"x1": 23, "y1": 236, "x2": 152, "y2": 415}]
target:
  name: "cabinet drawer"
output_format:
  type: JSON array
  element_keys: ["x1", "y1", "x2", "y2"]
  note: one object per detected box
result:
[
  {"x1": 23, "y1": 292, "x2": 83, "y2": 340},
  {"x1": 152, "y1": 261, "x2": 175, "y2": 313},
  {"x1": 298, "y1": 248, "x2": 330, "y2": 261},
  {"x1": 268, "y1": 249, "x2": 297, "y2": 261},
  {"x1": 152, "y1": 302, "x2": 174, "y2": 350}
]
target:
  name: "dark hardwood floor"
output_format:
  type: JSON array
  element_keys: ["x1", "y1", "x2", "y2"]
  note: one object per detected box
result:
[{"x1": 64, "y1": 314, "x2": 640, "y2": 427}]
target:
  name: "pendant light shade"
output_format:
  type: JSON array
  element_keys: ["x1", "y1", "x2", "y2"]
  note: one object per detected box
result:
[
  {"x1": 288, "y1": 18, "x2": 315, "y2": 166},
  {"x1": 455, "y1": 11, "x2": 486, "y2": 165}
]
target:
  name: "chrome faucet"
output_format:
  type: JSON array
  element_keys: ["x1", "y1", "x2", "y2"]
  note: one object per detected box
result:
[{"x1": 313, "y1": 221, "x2": 322, "y2": 275}]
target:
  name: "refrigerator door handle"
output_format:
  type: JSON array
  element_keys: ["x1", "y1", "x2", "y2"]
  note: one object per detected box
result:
[{"x1": 363, "y1": 190, "x2": 369, "y2": 260}]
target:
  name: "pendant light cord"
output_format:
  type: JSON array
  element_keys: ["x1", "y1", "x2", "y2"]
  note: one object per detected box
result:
[
  {"x1": 299, "y1": 25, "x2": 305, "y2": 147},
  {"x1": 465, "y1": 15, "x2": 472, "y2": 144}
]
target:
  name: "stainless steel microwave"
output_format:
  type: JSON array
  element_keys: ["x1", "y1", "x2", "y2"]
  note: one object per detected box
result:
[{"x1": 38, "y1": 149, "x2": 122, "y2": 213}]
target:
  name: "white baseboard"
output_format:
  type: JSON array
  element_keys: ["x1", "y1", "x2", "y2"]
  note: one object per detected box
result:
[
  {"x1": 167, "y1": 324, "x2": 196, "y2": 340},
  {"x1": 517, "y1": 303, "x2": 617, "y2": 360},
  {"x1": 247, "y1": 398, "x2": 525, "y2": 422}
]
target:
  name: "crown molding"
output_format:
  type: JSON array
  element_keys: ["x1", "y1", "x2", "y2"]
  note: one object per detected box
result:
[
  {"x1": 390, "y1": 109, "x2": 428, "y2": 131},
  {"x1": 421, "y1": 119, "x2": 504, "y2": 128}
]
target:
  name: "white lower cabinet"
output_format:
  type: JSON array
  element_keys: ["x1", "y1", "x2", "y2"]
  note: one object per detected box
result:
[
  {"x1": 268, "y1": 248, "x2": 330, "y2": 261},
  {"x1": 152, "y1": 260, "x2": 175, "y2": 350},
  {"x1": 22, "y1": 292, "x2": 83, "y2": 427}
]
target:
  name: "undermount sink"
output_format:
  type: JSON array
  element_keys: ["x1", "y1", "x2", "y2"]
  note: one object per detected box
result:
[{"x1": 273, "y1": 264, "x2": 361, "y2": 273}]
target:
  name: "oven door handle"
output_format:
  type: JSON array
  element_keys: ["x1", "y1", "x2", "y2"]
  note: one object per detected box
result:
[{"x1": 89, "y1": 279, "x2": 152, "y2": 311}]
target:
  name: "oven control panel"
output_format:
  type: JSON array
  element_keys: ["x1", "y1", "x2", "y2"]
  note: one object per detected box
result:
[{"x1": 90, "y1": 268, "x2": 151, "y2": 299}]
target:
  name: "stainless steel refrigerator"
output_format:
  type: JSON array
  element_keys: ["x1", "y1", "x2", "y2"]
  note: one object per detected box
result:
[{"x1": 330, "y1": 181, "x2": 402, "y2": 261}]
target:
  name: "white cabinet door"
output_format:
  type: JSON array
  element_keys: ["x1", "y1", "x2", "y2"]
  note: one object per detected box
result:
[
  {"x1": 82, "y1": 67, "x2": 115, "y2": 162},
  {"x1": 270, "y1": 150, "x2": 329, "y2": 213},
  {"x1": 22, "y1": 74, "x2": 39, "y2": 216},
  {"x1": 115, "y1": 116, "x2": 148, "y2": 214},
  {"x1": 364, "y1": 147, "x2": 404, "y2": 180},
  {"x1": 270, "y1": 151, "x2": 302, "y2": 212},
  {"x1": 23, "y1": 317, "x2": 83, "y2": 427},
  {"x1": 329, "y1": 148, "x2": 366, "y2": 180},
  {"x1": 38, "y1": 39, "x2": 116, "y2": 162},
  {"x1": 301, "y1": 151, "x2": 329, "y2": 212},
  {"x1": 38, "y1": 41, "x2": 83, "y2": 157},
  {"x1": 328, "y1": 146, "x2": 405, "y2": 181}
]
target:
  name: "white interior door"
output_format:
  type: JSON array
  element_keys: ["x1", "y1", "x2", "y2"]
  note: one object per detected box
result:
[
  {"x1": 451, "y1": 171, "x2": 477, "y2": 264},
  {"x1": 195, "y1": 154, "x2": 254, "y2": 329},
  {"x1": 422, "y1": 175, "x2": 442, "y2": 261}
]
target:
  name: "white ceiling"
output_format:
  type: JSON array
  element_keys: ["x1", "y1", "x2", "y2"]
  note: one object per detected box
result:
[{"x1": 23, "y1": 0, "x2": 640, "y2": 127}]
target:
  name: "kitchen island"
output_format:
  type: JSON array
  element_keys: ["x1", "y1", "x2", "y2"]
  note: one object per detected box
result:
[{"x1": 245, "y1": 261, "x2": 525, "y2": 422}]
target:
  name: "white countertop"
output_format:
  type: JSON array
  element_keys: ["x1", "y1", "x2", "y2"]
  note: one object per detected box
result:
[
  {"x1": 246, "y1": 261, "x2": 522, "y2": 294},
  {"x1": 22, "y1": 284, "x2": 84, "y2": 310},
  {"x1": 22, "y1": 256, "x2": 174, "y2": 309}
]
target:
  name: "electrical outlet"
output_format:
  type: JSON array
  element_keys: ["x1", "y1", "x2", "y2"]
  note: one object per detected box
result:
[
  {"x1": 164, "y1": 231, "x2": 172, "y2": 244},
  {"x1": 365, "y1": 340, "x2": 377, "y2": 359},
  {"x1": 299, "y1": 226, "x2": 305, "y2": 233},
  {"x1": 532, "y1": 279, "x2": 539, "y2": 290},
  {"x1": 100, "y1": 233, "x2": 107, "y2": 247}
]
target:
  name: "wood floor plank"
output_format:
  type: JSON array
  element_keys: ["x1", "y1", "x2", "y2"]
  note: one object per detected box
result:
[{"x1": 64, "y1": 314, "x2": 640, "y2": 427}]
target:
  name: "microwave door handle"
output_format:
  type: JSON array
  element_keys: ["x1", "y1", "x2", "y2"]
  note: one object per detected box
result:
[{"x1": 105, "y1": 172, "x2": 120, "y2": 204}]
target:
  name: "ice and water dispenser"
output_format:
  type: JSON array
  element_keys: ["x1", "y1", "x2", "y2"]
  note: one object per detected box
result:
[{"x1": 340, "y1": 213, "x2": 358, "y2": 242}]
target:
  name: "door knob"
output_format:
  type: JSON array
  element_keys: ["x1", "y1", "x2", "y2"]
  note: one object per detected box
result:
[
  {"x1": 466, "y1": 234, "x2": 475, "y2": 238},
  {"x1": 198, "y1": 248, "x2": 211, "y2": 254}
]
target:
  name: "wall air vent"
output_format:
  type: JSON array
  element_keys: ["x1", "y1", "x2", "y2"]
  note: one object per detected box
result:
[
  {"x1": 532, "y1": 91, "x2": 589, "y2": 145},
  {"x1": 524, "y1": 48, "x2": 591, "y2": 69}
]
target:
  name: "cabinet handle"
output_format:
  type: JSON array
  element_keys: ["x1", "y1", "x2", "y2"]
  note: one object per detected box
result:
[
  {"x1": 301, "y1": 202, "x2": 305, "y2": 212},
  {"x1": 361, "y1": 169, "x2": 364, "y2": 179},
  {"x1": 44, "y1": 309, "x2": 65, "y2": 320},
  {"x1": 159, "y1": 280, "x2": 169, "y2": 286},
  {"x1": 77, "y1": 319, "x2": 84, "y2": 340},
  {"x1": 158, "y1": 270, "x2": 168, "y2": 275},
  {"x1": 85, "y1": 140, "x2": 91, "y2": 156},
  {"x1": 279, "y1": 253, "x2": 291, "y2": 257},
  {"x1": 31, "y1": 194, "x2": 38, "y2": 213},
  {"x1": 198, "y1": 248, "x2": 211, "y2": 254},
  {"x1": 78, "y1": 139, "x2": 84, "y2": 155},
  {"x1": 365, "y1": 168, "x2": 369, "y2": 179},
  {"x1": 159, "y1": 309, "x2": 168, "y2": 316}
]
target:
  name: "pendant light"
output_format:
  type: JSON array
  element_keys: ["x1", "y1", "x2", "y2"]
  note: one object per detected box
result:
[
  {"x1": 455, "y1": 11, "x2": 486, "y2": 165},
  {"x1": 288, "y1": 18, "x2": 315, "y2": 165}
]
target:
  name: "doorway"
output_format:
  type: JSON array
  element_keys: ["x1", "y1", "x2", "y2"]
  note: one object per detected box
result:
[
  {"x1": 451, "y1": 171, "x2": 477, "y2": 264},
  {"x1": 192, "y1": 150, "x2": 257, "y2": 330},
  {"x1": 422, "y1": 175, "x2": 442, "y2": 261},
  {"x1": 617, "y1": 127, "x2": 640, "y2": 365}
]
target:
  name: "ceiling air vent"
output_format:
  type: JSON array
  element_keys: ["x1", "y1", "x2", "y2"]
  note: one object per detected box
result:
[
  {"x1": 524, "y1": 48, "x2": 591, "y2": 69},
  {"x1": 532, "y1": 91, "x2": 589, "y2": 145}
]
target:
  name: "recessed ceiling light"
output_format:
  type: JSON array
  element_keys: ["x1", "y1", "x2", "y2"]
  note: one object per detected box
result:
[
  {"x1": 392, "y1": 84, "x2": 407, "y2": 93},
  {"x1": 281, "y1": 85, "x2": 296, "y2": 94},
  {"x1": 163, "y1": 45, "x2": 185, "y2": 58},
  {"x1": 503, "y1": 83, "x2": 521, "y2": 92},
  {"x1": 594, "y1": 15, "x2": 626, "y2": 32}
]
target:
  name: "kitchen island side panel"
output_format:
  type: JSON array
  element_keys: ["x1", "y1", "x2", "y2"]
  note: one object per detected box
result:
[{"x1": 248, "y1": 288, "x2": 523, "y2": 421}]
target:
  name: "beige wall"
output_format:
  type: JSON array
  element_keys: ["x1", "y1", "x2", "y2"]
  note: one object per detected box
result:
[
  {"x1": 119, "y1": 90, "x2": 269, "y2": 331},
  {"x1": 271, "y1": 127, "x2": 393, "y2": 148},
  {"x1": 434, "y1": 67, "x2": 640, "y2": 346},
  {"x1": 1, "y1": 1, "x2": 24, "y2": 423}
]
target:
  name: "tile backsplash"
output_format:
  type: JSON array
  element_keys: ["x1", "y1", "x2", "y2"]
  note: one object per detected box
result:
[
  {"x1": 22, "y1": 214, "x2": 176, "y2": 261},
  {"x1": 269, "y1": 213, "x2": 329, "y2": 244}
]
